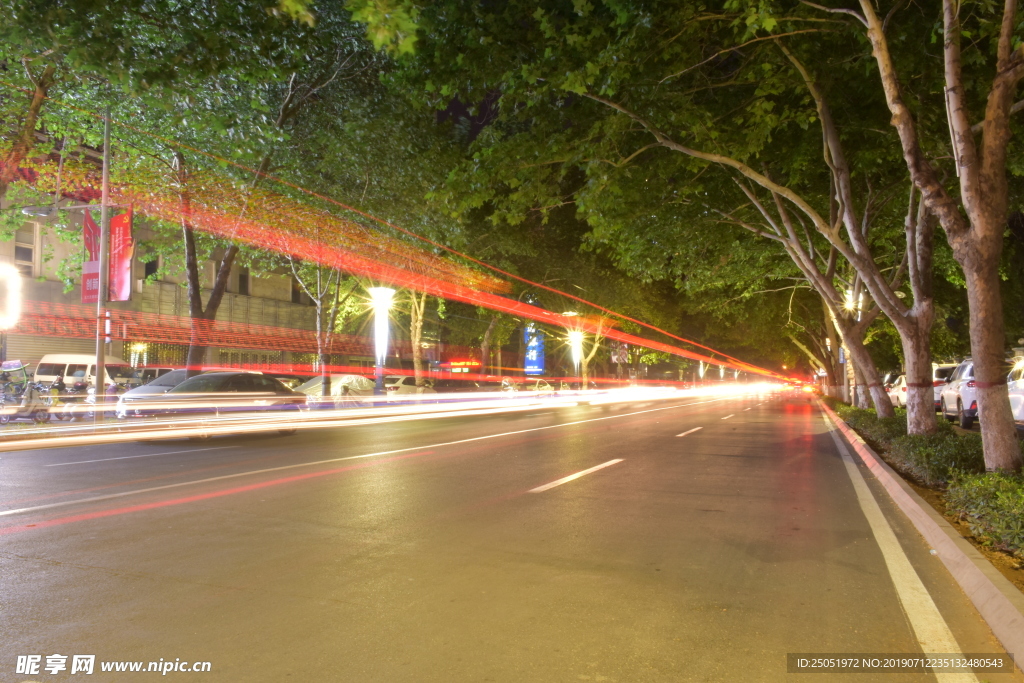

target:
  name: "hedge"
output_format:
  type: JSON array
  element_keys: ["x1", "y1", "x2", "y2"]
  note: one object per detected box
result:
[{"x1": 946, "y1": 471, "x2": 1024, "y2": 560}]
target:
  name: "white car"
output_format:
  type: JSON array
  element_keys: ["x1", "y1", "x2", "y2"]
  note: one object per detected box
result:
[
  {"x1": 296, "y1": 374, "x2": 375, "y2": 406},
  {"x1": 384, "y1": 375, "x2": 437, "y2": 397},
  {"x1": 940, "y1": 359, "x2": 978, "y2": 428},
  {"x1": 888, "y1": 374, "x2": 908, "y2": 407},
  {"x1": 932, "y1": 363, "x2": 958, "y2": 410},
  {"x1": 1007, "y1": 359, "x2": 1024, "y2": 423},
  {"x1": 939, "y1": 358, "x2": 1014, "y2": 429}
]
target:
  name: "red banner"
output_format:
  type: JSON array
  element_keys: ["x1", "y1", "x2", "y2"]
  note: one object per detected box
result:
[
  {"x1": 81, "y1": 208, "x2": 134, "y2": 303},
  {"x1": 109, "y1": 208, "x2": 134, "y2": 302},
  {"x1": 81, "y1": 210, "x2": 100, "y2": 303}
]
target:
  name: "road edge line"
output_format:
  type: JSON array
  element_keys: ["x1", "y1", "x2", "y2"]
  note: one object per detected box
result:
[{"x1": 820, "y1": 400, "x2": 1024, "y2": 666}]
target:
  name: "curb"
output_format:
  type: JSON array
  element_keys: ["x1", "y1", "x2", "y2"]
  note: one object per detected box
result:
[{"x1": 820, "y1": 401, "x2": 1024, "y2": 661}]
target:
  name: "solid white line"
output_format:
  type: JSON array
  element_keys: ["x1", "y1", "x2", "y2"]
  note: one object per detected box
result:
[
  {"x1": 529, "y1": 459, "x2": 623, "y2": 493},
  {"x1": 0, "y1": 397, "x2": 729, "y2": 518},
  {"x1": 46, "y1": 447, "x2": 235, "y2": 467},
  {"x1": 721, "y1": 414, "x2": 734, "y2": 420},
  {"x1": 823, "y1": 414, "x2": 977, "y2": 683},
  {"x1": 676, "y1": 427, "x2": 703, "y2": 437}
]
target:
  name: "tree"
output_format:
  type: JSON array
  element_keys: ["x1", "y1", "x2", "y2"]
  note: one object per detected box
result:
[
  {"x1": 829, "y1": 0, "x2": 1024, "y2": 468},
  {"x1": 290, "y1": 260, "x2": 360, "y2": 398},
  {"x1": 365, "y1": 1, "x2": 938, "y2": 418}
]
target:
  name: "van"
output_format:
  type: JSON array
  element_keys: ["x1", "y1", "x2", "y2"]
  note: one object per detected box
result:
[{"x1": 33, "y1": 354, "x2": 143, "y2": 388}]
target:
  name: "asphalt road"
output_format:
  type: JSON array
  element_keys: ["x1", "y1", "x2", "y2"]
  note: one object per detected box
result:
[{"x1": 1, "y1": 393, "x2": 1020, "y2": 682}]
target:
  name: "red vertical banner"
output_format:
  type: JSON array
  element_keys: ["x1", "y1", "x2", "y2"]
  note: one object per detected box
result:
[
  {"x1": 81, "y1": 208, "x2": 134, "y2": 303},
  {"x1": 108, "y1": 207, "x2": 134, "y2": 302},
  {"x1": 81, "y1": 210, "x2": 100, "y2": 304}
]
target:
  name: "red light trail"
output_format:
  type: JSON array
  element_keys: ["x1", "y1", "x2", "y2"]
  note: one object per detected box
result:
[{"x1": 0, "y1": 80, "x2": 786, "y2": 379}]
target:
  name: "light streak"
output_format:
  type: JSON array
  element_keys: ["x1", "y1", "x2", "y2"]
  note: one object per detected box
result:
[
  {"x1": 0, "y1": 263, "x2": 22, "y2": 329},
  {"x1": 567, "y1": 330, "x2": 584, "y2": 373},
  {"x1": 0, "y1": 83, "x2": 791, "y2": 381},
  {"x1": 367, "y1": 287, "x2": 395, "y2": 365},
  {"x1": 0, "y1": 385, "x2": 789, "y2": 453}
]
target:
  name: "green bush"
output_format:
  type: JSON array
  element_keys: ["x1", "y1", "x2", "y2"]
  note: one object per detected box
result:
[
  {"x1": 946, "y1": 471, "x2": 1024, "y2": 559},
  {"x1": 887, "y1": 431, "x2": 985, "y2": 486},
  {"x1": 829, "y1": 400, "x2": 984, "y2": 485},
  {"x1": 832, "y1": 402, "x2": 908, "y2": 448}
]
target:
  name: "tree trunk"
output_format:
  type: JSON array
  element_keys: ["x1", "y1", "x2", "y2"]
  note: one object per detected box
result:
[
  {"x1": 480, "y1": 315, "x2": 498, "y2": 375},
  {"x1": 897, "y1": 320, "x2": 938, "y2": 434},
  {"x1": 963, "y1": 260, "x2": 1022, "y2": 471},
  {"x1": 409, "y1": 291, "x2": 427, "y2": 386},
  {"x1": 182, "y1": 240, "x2": 238, "y2": 377},
  {"x1": 838, "y1": 319, "x2": 894, "y2": 416}
]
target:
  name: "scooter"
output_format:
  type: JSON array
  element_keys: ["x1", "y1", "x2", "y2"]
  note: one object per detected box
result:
[
  {"x1": 43, "y1": 377, "x2": 69, "y2": 421},
  {"x1": 0, "y1": 382, "x2": 51, "y2": 424},
  {"x1": 68, "y1": 382, "x2": 126, "y2": 421}
]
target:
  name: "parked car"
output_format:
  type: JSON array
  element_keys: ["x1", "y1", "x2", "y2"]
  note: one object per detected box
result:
[
  {"x1": 133, "y1": 367, "x2": 178, "y2": 385},
  {"x1": 296, "y1": 374, "x2": 375, "y2": 406},
  {"x1": 116, "y1": 371, "x2": 306, "y2": 423},
  {"x1": 1007, "y1": 358, "x2": 1024, "y2": 424},
  {"x1": 116, "y1": 368, "x2": 237, "y2": 418},
  {"x1": 384, "y1": 375, "x2": 436, "y2": 396},
  {"x1": 34, "y1": 354, "x2": 141, "y2": 389},
  {"x1": 514, "y1": 377, "x2": 555, "y2": 395},
  {"x1": 888, "y1": 375, "x2": 908, "y2": 407},
  {"x1": 939, "y1": 358, "x2": 1014, "y2": 428},
  {"x1": 932, "y1": 363, "x2": 959, "y2": 410},
  {"x1": 431, "y1": 378, "x2": 481, "y2": 394}
]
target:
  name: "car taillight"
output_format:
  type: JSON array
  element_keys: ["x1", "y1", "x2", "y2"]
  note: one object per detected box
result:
[
  {"x1": 901, "y1": 386, "x2": 906, "y2": 392},
  {"x1": 933, "y1": 380, "x2": 945, "y2": 387},
  {"x1": 386, "y1": 386, "x2": 399, "y2": 392},
  {"x1": 967, "y1": 380, "x2": 976, "y2": 388}
]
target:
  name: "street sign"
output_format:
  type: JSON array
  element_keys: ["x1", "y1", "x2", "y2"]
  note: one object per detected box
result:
[{"x1": 524, "y1": 324, "x2": 545, "y2": 375}]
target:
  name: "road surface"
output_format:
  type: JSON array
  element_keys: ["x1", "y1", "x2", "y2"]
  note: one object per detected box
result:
[{"x1": 1, "y1": 393, "x2": 1019, "y2": 681}]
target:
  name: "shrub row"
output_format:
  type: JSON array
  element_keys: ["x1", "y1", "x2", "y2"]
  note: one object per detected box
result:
[
  {"x1": 946, "y1": 472, "x2": 1024, "y2": 560},
  {"x1": 823, "y1": 396, "x2": 1022, "y2": 558}
]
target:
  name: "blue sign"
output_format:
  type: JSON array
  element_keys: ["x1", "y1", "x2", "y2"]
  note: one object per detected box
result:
[{"x1": 524, "y1": 324, "x2": 545, "y2": 375}]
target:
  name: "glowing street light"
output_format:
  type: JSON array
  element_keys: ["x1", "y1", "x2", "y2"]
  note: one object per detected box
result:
[
  {"x1": 0, "y1": 263, "x2": 23, "y2": 363},
  {"x1": 367, "y1": 286, "x2": 395, "y2": 395},
  {"x1": 567, "y1": 330, "x2": 584, "y2": 383}
]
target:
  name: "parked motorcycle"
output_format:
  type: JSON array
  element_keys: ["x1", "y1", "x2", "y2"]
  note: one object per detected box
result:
[
  {"x1": 67, "y1": 382, "x2": 127, "y2": 421},
  {"x1": 0, "y1": 381, "x2": 51, "y2": 424},
  {"x1": 61, "y1": 381, "x2": 94, "y2": 421}
]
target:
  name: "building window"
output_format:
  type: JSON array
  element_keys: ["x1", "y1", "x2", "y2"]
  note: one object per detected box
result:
[
  {"x1": 14, "y1": 225, "x2": 35, "y2": 277},
  {"x1": 238, "y1": 268, "x2": 250, "y2": 296},
  {"x1": 144, "y1": 258, "x2": 159, "y2": 279},
  {"x1": 291, "y1": 277, "x2": 303, "y2": 304}
]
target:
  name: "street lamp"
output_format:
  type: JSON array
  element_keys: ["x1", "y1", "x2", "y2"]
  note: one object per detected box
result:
[
  {"x1": 367, "y1": 287, "x2": 395, "y2": 395},
  {"x1": 567, "y1": 329, "x2": 584, "y2": 386},
  {"x1": 0, "y1": 263, "x2": 23, "y2": 363}
]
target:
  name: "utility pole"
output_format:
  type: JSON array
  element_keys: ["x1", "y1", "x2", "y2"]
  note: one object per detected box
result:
[{"x1": 94, "y1": 107, "x2": 111, "y2": 423}]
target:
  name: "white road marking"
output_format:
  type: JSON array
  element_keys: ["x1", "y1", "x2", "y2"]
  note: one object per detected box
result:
[
  {"x1": 0, "y1": 397, "x2": 730, "y2": 518},
  {"x1": 529, "y1": 459, "x2": 623, "y2": 493},
  {"x1": 676, "y1": 427, "x2": 703, "y2": 437},
  {"x1": 46, "y1": 447, "x2": 235, "y2": 467},
  {"x1": 744, "y1": 407, "x2": 751, "y2": 411},
  {"x1": 822, "y1": 413, "x2": 977, "y2": 683},
  {"x1": 721, "y1": 414, "x2": 734, "y2": 420}
]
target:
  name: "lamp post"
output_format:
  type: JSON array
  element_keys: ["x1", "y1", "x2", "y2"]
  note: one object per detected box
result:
[
  {"x1": 367, "y1": 287, "x2": 395, "y2": 395},
  {"x1": 567, "y1": 330, "x2": 584, "y2": 388}
]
